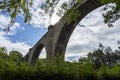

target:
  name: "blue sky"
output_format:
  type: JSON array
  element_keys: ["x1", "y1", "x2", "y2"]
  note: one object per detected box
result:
[
  {"x1": 8, "y1": 17, "x2": 48, "y2": 46},
  {"x1": 0, "y1": 1, "x2": 120, "y2": 61}
]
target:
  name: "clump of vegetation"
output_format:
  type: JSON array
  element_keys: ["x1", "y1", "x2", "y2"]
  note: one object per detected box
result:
[{"x1": 0, "y1": 44, "x2": 120, "y2": 80}]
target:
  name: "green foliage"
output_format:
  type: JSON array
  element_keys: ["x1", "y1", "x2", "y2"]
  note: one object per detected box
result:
[
  {"x1": 0, "y1": 46, "x2": 120, "y2": 80},
  {"x1": 9, "y1": 50, "x2": 23, "y2": 62},
  {"x1": 0, "y1": 47, "x2": 9, "y2": 60},
  {"x1": 107, "y1": 64, "x2": 120, "y2": 78},
  {"x1": 0, "y1": 47, "x2": 7, "y2": 54},
  {"x1": 1, "y1": 57, "x2": 119, "y2": 80},
  {"x1": 66, "y1": 8, "x2": 80, "y2": 24},
  {"x1": 100, "y1": 0, "x2": 120, "y2": 27},
  {"x1": 0, "y1": 0, "x2": 120, "y2": 29},
  {"x1": 0, "y1": 0, "x2": 33, "y2": 23},
  {"x1": 96, "y1": 64, "x2": 120, "y2": 80},
  {"x1": 87, "y1": 43, "x2": 120, "y2": 69},
  {"x1": 41, "y1": 0, "x2": 60, "y2": 17},
  {"x1": 41, "y1": 0, "x2": 120, "y2": 26}
]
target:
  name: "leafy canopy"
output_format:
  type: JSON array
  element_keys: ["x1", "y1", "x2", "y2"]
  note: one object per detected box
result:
[
  {"x1": 101, "y1": 0, "x2": 120, "y2": 27},
  {"x1": 0, "y1": 0, "x2": 33, "y2": 23},
  {"x1": 0, "y1": 0, "x2": 120, "y2": 28}
]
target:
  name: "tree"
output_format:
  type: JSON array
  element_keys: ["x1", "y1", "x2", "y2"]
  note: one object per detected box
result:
[
  {"x1": 78, "y1": 57, "x2": 89, "y2": 64},
  {"x1": 87, "y1": 48, "x2": 106, "y2": 69},
  {"x1": 0, "y1": 0, "x2": 33, "y2": 22},
  {"x1": 101, "y1": 0, "x2": 120, "y2": 27},
  {"x1": 0, "y1": 47, "x2": 7, "y2": 53},
  {"x1": 0, "y1": 0, "x2": 33, "y2": 31},
  {"x1": 0, "y1": 0, "x2": 120, "y2": 28},
  {"x1": 0, "y1": 47, "x2": 9, "y2": 59},
  {"x1": 87, "y1": 43, "x2": 120, "y2": 69},
  {"x1": 9, "y1": 50, "x2": 23, "y2": 62}
]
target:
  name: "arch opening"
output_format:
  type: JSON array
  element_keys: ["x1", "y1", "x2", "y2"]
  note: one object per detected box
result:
[
  {"x1": 39, "y1": 48, "x2": 46, "y2": 59},
  {"x1": 54, "y1": 0, "x2": 102, "y2": 61},
  {"x1": 31, "y1": 43, "x2": 44, "y2": 63},
  {"x1": 65, "y1": 4, "x2": 120, "y2": 62}
]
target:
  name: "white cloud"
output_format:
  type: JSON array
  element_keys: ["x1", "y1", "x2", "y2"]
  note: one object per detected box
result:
[
  {"x1": 0, "y1": 14, "x2": 31, "y2": 55},
  {"x1": 65, "y1": 6, "x2": 120, "y2": 61},
  {"x1": 31, "y1": 3, "x2": 120, "y2": 61},
  {"x1": 29, "y1": 0, "x2": 65, "y2": 28},
  {"x1": 0, "y1": 14, "x2": 25, "y2": 35},
  {"x1": 29, "y1": 0, "x2": 50, "y2": 28},
  {"x1": 39, "y1": 48, "x2": 46, "y2": 59},
  {"x1": 0, "y1": 31, "x2": 31, "y2": 55},
  {"x1": 0, "y1": 15, "x2": 11, "y2": 29}
]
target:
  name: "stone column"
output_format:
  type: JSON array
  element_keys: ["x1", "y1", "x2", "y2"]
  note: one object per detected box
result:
[{"x1": 46, "y1": 25, "x2": 54, "y2": 64}]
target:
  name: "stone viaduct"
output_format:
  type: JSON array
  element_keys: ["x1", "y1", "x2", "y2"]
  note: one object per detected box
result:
[{"x1": 23, "y1": 0, "x2": 103, "y2": 64}]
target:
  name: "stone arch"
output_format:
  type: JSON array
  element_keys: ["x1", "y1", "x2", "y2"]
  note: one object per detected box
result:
[
  {"x1": 54, "y1": 0, "x2": 102, "y2": 61},
  {"x1": 24, "y1": 0, "x2": 107, "y2": 64},
  {"x1": 30, "y1": 43, "x2": 45, "y2": 64}
]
